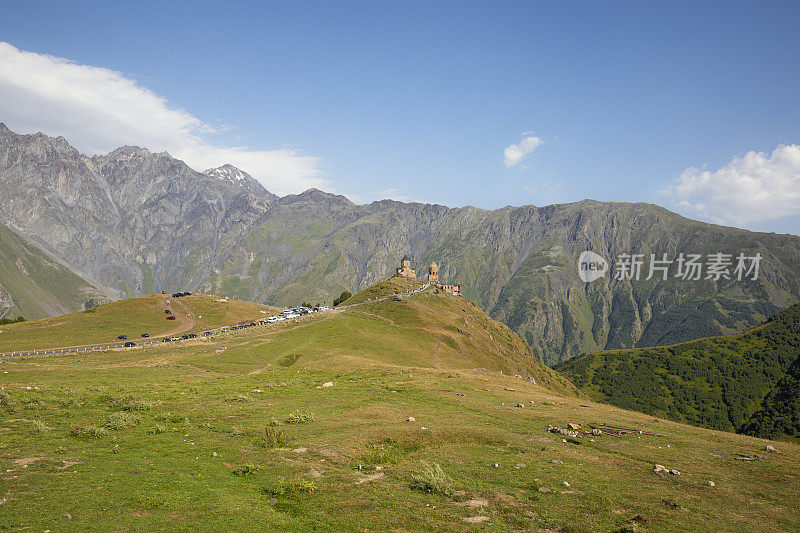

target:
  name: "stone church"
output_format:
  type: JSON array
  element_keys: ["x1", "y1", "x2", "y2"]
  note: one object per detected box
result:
[{"x1": 394, "y1": 256, "x2": 460, "y2": 296}]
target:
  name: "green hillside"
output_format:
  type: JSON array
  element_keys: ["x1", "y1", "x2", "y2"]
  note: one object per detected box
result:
[
  {"x1": 556, "y1": 304, "x2": 800, "y2": 438},
  {"x1": 0, "y1": 222, "x2": 109, "y2": 320},
  {"x1": 1, "y1": 280, "x2": 799, "y2": 531},
  {"x1": 0, "y1": 293, "x2": 273, "y2": 352},
  {"x1": 341, "y1": 276, "x2": 427, "y2": 305}
]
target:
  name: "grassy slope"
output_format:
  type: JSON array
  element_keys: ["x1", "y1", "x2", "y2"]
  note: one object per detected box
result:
[
  {"x1": 342, "y1": 276, "x2": 427, "y2": 305},
  {"x1": 0, "y1": 294, "x2": 273, "y2": 352},
  {"x1": 0, "y1": 288, "x2": 798, "y2": 531},
  {"x1": 555, "y1": 304, "x2": 800, "y2": 438},
  {"x1": 0, "y1": 222, "x2": 109, "y2": 320}
]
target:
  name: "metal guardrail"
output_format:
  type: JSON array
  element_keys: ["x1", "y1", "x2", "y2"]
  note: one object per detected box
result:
[{"x1": 0, "y1": 283, "x2": 436, "y2": 358}]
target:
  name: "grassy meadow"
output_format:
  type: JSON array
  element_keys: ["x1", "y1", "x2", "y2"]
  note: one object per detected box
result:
[
  {"x1": 0, "y1": 294, "x2": 273, "y2": 352},
  {"x1": 0, "y1": 282, "x2": 798, "y2": 531}
]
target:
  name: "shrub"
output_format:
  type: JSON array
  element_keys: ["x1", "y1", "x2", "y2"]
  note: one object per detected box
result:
[
  {"x1": 258, "y1": 426, "x2": 289, "y2": 448},
  {"x1": 264, "y1": 477, "x2": 316, "y2": 496},
  {"x1": 122, "y1": 399, "x2": 154, "y2": 411},
  {"x1": 0, "y1": 392, "x2": 17, "y2": 412},
  {"x1": 104, "y1": 412, "x2": 140, "y2": 430},
  {"x1": 147, "y1": 424, "x2": 166, "y2": 435},
  {"x1": 333, "y1": 291, "x2": 352, "y2": 307},
  {"x1": 285, "y1": 411, "x2": 314, "y2": 424},
  {"x1": 411, "y1": 462, "x2": 453, "y2": 495},
  {"x1": 357, "y1": 437, "x2": 421, "y2": 466},
  {"x1": 54, "y1": 396, "x2": 77, "y2": 407},
  {"x1": 71, "y1": 425, "x2": 108, "y2": 438},
  {"x1": 226, "y1": 393, "x2": 254, "y2": 403},
  {"x1": 232, "y1": 463, "x2": 259, "y2": 476},
  {"x1": 22, "y1": 397, "x2": 47, "y2": 409},
  {"x1": 31, "y1": 420, "x2": 48, "y2": 433}
]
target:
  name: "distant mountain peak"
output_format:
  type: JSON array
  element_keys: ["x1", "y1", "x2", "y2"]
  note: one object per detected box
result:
[
  {"x1": 203, "y1": 164, "x2": 274, "y2": 198},
  {"x1": 204, "y1": 164, "x2": 251, "y2": 183},
  {"x1": 287, "y1": 188, "x2": 354, "y2": 205}
]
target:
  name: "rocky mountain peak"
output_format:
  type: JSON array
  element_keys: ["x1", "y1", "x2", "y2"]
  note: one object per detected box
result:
[
  {"x1": 102, "y1": 145, "x2": 155, "y2": 160},
  {"x1": 282, "y1": 188, "x2": 354, "y2": 207},
  {"x1": 203, "y1": 164, "x2": 274, "y2": 198}
]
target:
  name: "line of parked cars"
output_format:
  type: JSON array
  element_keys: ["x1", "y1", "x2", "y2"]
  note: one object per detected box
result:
[
  {"x1": 268, "y1": 306, "x2": 329, "y2": 323},
  {"x1": 115, "y1": 305, "x2": 329, "y2": 349}
]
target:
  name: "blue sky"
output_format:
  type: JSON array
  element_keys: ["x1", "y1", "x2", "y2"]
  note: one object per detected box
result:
[{"x1": 1, "y1": 1, "x2": 799, "y2": 234}]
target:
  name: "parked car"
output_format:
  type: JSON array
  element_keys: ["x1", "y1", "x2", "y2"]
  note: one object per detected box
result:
[
  {"x1": 141, "y1": 333, "x2": 149, "y2": 337},
  {"x1": 117, "y1": 335, "x2": 127, "y2": 340},
  {"x1": 166, "y1": 315, "x2": 176, "y2": 320},
  {"x1": 162, "y1": 338, "x2": 172, "y2": 343},
  {"x1": 123, "y1": 341, "x2": 136, "y2": 347},
  {"x1": 164, "y1": 310, "x2": 172, "y2": 314}
]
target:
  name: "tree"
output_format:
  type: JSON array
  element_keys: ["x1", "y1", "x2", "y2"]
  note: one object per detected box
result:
[{"x1": 333, "y1": 291, "x2": 352, "y2": 307}]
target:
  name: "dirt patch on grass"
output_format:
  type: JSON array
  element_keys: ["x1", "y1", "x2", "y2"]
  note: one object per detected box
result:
[
  {"x1": 13, "y1": 457, "x2": 46, "y2": 466},
  {"x1": 248, "y1": 365, "x2": 275, "y2": 375},
  {"x1": 462, "y1": 516, "x2": 490, "y2": 523},
  {"x1": 317, "y1": 448, "x2": 345, "y2": 462},
  {"x1": 458, "y1": 498, "x2": 489, "y2": 508},
  {"x1": 356, "y1": 472, "x2": 384, "y2": 484}
]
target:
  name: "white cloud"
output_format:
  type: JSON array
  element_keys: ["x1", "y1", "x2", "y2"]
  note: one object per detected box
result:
[
  {"x1": 504, "y1": 134, "x2": 544, "y2": 167},
  {"x1": 0, "y1": 42, "x2": 325, "y2": 195},
  {"x1": 663, "y1": 144, "x2": 800, "y2": 226}
]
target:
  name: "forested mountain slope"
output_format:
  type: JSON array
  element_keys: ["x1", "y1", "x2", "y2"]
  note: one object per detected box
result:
[{"x1": 556, "y1": 304, "x2": 800, "y2": 438}]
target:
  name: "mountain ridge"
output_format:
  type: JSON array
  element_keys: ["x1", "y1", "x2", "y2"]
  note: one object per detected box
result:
[{"x1": 2, "y1": 124, "x2": 799, "y2": 364}]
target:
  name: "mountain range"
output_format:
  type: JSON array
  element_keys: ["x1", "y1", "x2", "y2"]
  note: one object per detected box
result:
[{"x1": 1, "y1": 123, "x2": 799, "y2": 365}]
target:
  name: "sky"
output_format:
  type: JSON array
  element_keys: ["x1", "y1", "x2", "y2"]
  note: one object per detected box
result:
[{"x1": 0, "y1": 1, "x2": 799, "y2": 234}]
